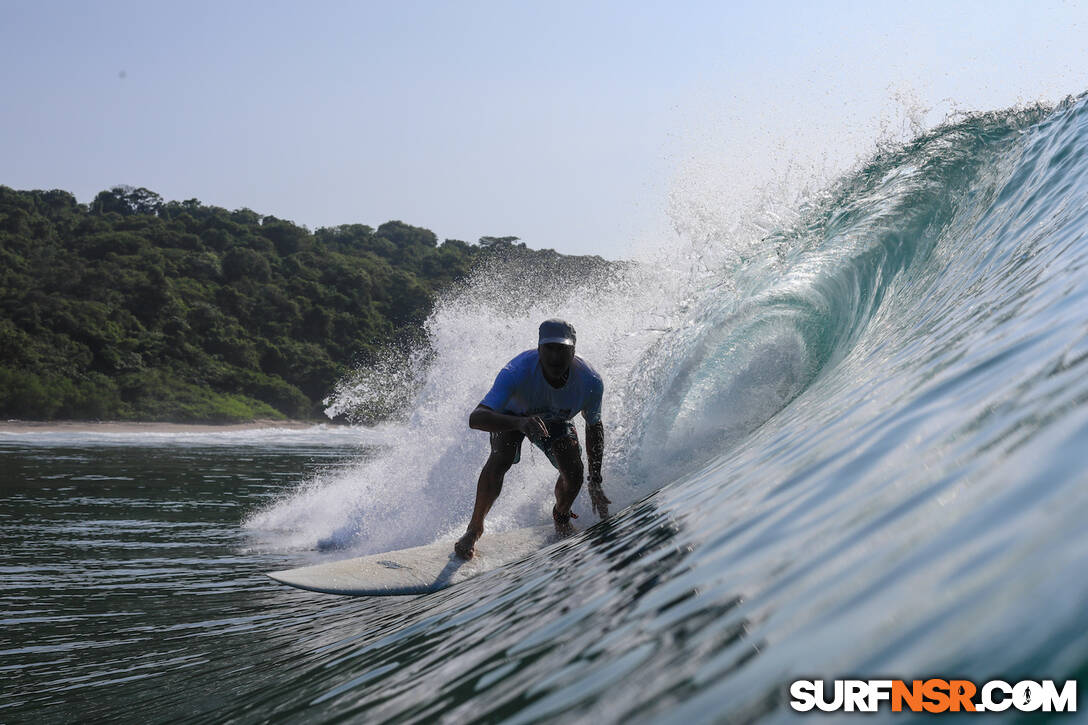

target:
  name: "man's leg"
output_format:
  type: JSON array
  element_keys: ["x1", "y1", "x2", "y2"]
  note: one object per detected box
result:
[
  {"x1": 455, "y1": 432, "x2": 519, "y2": 559},
  {"x1": 549, "y1": 433, "x2": 585, "y2": 536}
]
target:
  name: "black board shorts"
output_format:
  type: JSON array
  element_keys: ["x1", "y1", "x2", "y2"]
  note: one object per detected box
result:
[{"x1": 491, "y1": 419, "x2": 579, "y2": 469}]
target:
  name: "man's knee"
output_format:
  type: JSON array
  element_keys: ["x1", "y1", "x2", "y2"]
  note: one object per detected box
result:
[
  {"x1": 484, "y1": 449, "x2": 516, "y2": 475},
  {"x1": 552, "y1": 440, "x2": 583, "y2": 478}
]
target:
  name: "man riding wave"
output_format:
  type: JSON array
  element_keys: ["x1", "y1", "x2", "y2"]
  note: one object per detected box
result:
[{"x1": 455, "y1": 319, "x2": 610, "y2": 559}]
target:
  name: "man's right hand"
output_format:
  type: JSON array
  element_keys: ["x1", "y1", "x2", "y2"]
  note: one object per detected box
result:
[{"x1": 517, "y1": 415, "x2": 549, "y2": 441}]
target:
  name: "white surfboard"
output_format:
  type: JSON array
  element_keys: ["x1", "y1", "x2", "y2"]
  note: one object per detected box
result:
[{"x1": 267, "y1": 525, "x2": 559, "y2": 596}]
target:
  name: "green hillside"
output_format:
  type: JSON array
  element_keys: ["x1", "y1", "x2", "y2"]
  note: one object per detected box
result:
[{"x1": 0, "y1": 185, "x2": 608, "y2": 422}]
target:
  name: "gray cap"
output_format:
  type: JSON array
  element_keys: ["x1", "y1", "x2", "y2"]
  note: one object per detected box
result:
[{"x1": 538, "y1": 318, "x2": 576, "y2": 346}]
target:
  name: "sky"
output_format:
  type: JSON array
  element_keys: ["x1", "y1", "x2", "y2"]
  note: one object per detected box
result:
[{"x1": 2, "y1": 1, "x2": 1087, "y2": 259}]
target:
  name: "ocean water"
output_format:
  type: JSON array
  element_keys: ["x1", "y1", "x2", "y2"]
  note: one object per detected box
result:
[{"x1": 5, "y1": 94, "x2": 1088, "y2": 722}]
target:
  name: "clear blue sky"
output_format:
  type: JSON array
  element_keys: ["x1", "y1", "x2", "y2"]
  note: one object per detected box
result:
[{"x1": 3, "y1": 1, "x2": 1086, "y2": 258}]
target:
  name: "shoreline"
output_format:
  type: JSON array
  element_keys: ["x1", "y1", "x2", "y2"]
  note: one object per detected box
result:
[{"x1": 0, "y1": 419, "x2": 329, "y2": 434}]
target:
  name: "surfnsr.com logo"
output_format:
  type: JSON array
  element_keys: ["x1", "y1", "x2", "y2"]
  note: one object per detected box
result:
[{"x1": 789, "y1": 679, "x2": 1077, "y2": 713}]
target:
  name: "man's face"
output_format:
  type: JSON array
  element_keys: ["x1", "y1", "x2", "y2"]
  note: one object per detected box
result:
[{"x1": 538, "y1": 342, "x2": 575, "y2": 379}]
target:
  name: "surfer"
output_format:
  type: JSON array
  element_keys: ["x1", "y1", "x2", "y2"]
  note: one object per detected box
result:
[{"x1": 455, "y1": 319, "x2": 610, "y2": 560}]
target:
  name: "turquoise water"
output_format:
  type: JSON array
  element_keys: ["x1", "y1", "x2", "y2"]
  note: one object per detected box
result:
[{"x1": 5, "y1": 95, "x2": 1088, "y2": 722}]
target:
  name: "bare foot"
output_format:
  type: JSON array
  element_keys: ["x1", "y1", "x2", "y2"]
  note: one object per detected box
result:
[
  {"x1": 454, "y1": 530, "x2": 479, "y2": 560},
  {"x1": 552, "y1": 506, "x2": 577, "y2": 537}
]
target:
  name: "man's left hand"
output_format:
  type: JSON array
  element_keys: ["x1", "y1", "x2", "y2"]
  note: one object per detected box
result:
[{"x1": 587, "y1": 474, "x2": 610, "y2": 519}]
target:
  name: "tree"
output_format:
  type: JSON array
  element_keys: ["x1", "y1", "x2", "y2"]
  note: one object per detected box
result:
[
  {"x1": 377, "y1": 221, "x2": 438, "y2": 248},
  {"x1": 90, "y1": 186, "x2": 164, "y2": 216},
  {"x1": 222, "y1": 247, "x2": 271, "y2": 282}
]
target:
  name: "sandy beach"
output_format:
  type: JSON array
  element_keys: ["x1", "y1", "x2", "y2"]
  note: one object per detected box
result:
[{"x1": 0, "y1": 419, "x2": 325, "y2": 434}]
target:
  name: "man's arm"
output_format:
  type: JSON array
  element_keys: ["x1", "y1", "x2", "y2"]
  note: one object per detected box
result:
[
  {"x1": 469, "y1": 404, "x2": 548, "y2": 439},
  {"x1": 586, "y1": 421, "x2": 604, "y2": 480},
  {"x1": 585, "y1": 420, "x2": 610, "y2": 519}
]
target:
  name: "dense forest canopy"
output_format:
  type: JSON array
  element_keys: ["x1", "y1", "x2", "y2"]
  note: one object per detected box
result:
[{"x1": 0, "y1": 185, "x2": 609, "y2": 422}]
